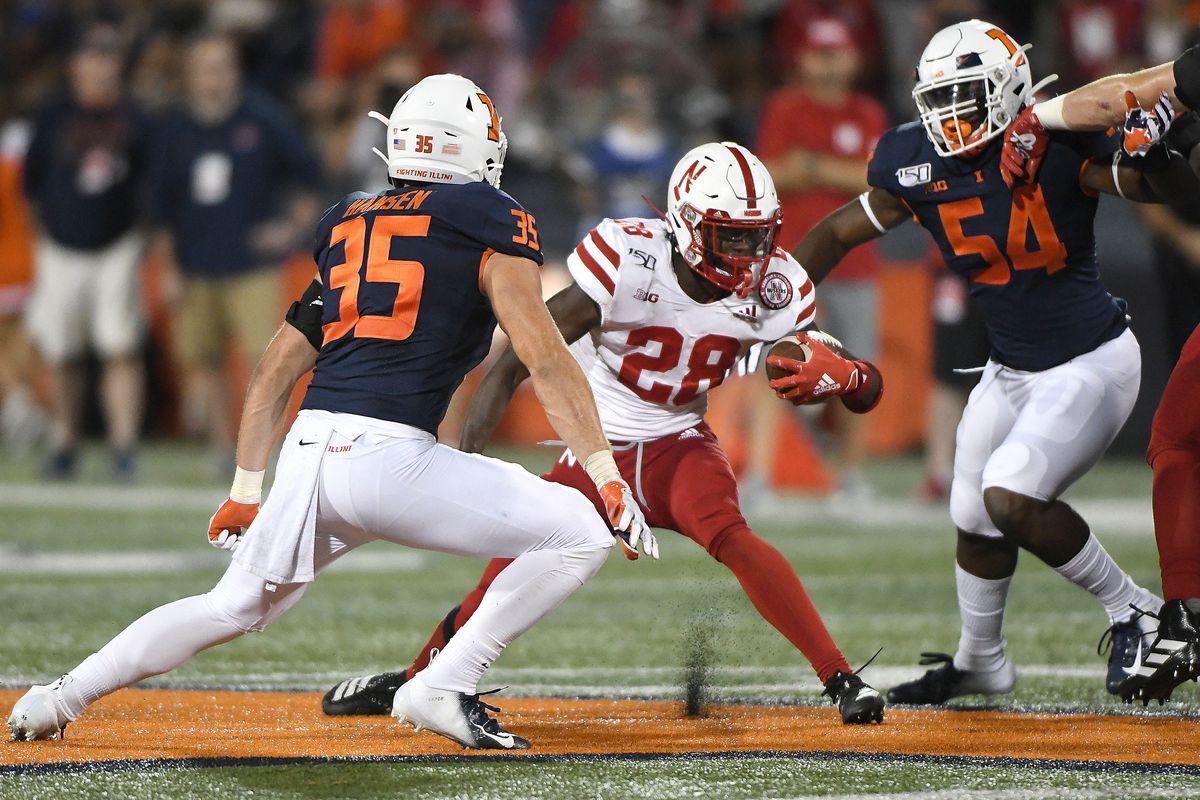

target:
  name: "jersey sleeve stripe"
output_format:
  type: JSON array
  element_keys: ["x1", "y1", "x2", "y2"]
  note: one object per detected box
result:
[
  {"x1": 796, "y1": 277, "x2": 814, "y2": 301},
  {"x1": 477, "y1": 247, "x2": 496, "y2": 295},
  {"x1": 794, "y1": 307, "x2": 817, "y2": 330},
  {"x1": 588, "y1": 229, "x2": 621, "y2": 267},
  {"x1": 575, "y1": 243, "x2": 616, "y2": 294}
]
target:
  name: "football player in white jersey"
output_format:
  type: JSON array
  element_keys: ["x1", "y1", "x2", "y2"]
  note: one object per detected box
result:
[{"x1": 321, "y1": 142, "x2": 889, "y2": 724}]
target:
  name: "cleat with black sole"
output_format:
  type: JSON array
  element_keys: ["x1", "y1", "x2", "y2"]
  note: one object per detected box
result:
[
  {"x1": 323, "y1": 671, "x2": 409, "y2": 716},
  {"x1": 887, "y1": 652, "x2": 1015, "y2": 706}
]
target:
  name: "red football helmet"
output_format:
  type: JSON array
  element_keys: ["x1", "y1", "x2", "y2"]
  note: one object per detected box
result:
[{"x1": 665, "y1": 142, "x2": 782, "y2": 297}]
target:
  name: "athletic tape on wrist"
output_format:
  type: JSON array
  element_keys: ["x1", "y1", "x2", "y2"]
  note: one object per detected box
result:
[
  {"x1": 230, "y1": 466, "x2": 265, "y2": 504},
  {"x1": 1033, "y1": 96, "x2": 1068, "y2": 130},
  {"x1": 583, "y1": 450, "x2": 621, "y2": 490}
]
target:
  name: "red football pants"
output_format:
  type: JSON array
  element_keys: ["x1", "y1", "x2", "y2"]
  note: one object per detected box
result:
[
  {"x1": 403, "y1": 423, "x2": 851, "y2": 684},
  {"x1": 1148, "y1": 325, "x2": 1200, "y2": 601}
]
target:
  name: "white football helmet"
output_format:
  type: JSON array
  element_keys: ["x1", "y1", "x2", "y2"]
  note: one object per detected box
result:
[
  {"x1": 368, "y1": 73, "x2": 507, "y2": 187},
  {"x1": 665, "y1": 142, "x2": 782, "y2": 298},
  {"x1": 912, "y1": 19, "x2": 1056, "y2": 157}
]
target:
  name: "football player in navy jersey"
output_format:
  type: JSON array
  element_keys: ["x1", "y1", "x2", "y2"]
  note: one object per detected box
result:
[
  {"x1": 791, "y1": 20, "x2": 1197, "y2": 706},
  {"x1": 7, "y1": 74, "x2": 657, "y2": 750},
  {"x1": 1002, "y1": 47, "x2": 1200, "y2": 705}
]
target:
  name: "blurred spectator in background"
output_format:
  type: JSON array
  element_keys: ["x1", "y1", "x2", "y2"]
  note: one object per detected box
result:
[
  {"x1": 0, "y1": 111, "x2": 46, "y2": 456},
  {"x1": 750, "y1": 17, "x2": 888, "y2": 501},
  {"x1": 339, "y1": 46, "x2": 425, "y2": 195},
  {"x1": 151, "y1": 33, "x2": 322, "y2": 473},
  {"x1": 920, "y1": 271, "x2": 990, "y2": 503},
  {"x1": 771, "y1": 0, "x2": 884, "y2": 96},
  {"x1": 23, "y1": 26, "x2": 151, "y2": 481},
  {"x1": 1058, "y1": 0, "x2": 1145, "y2": 85},
  {"x1": 577, "y1": 71, "x2": 677, "y2": 224}
]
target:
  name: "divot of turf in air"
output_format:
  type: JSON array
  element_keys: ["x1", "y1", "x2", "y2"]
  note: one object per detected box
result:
[{"x1": 683, "y1": 615, "x2": 715, "y2": 717}]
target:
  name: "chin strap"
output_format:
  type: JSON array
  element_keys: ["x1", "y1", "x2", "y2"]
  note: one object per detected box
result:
[{"x1": 368, "y1": 110, "x2": 390, "y2": 167}]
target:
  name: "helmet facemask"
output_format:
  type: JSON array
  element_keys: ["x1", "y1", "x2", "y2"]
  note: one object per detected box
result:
[
  {"x1": 913, "y1": 65, "x2": 1011, "y2": 157},
  {"x1": 678, "y1": 204, "x2": 781, "y2": 298}
]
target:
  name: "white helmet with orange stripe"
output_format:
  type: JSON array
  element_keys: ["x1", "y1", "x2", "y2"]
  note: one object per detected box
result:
[
  {"x1": 665, "y1": 142, "x2": 782, "y2": 298},
  {"x1": 913, "y1": 19, "x2": 1056, "y2": 157},
  {"x1": 368, "y1": 73, "x2": 507, "y2": 187}
]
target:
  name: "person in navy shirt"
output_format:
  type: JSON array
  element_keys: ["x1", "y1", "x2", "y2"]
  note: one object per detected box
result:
[
  {"x1": 23, "y1": 25, "x2": 152, "y2": 480},
  {"x1": 149, "y1": 32, "x2": 322, "y2": 470},
  {"x1": 792, "y1": 20, "x2": 1195, "y2": 706}
]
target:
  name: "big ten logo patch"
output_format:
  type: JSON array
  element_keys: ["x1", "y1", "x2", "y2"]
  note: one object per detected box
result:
[{"x1": 634, "y1": 288, "x2": 659, "y2": 303}]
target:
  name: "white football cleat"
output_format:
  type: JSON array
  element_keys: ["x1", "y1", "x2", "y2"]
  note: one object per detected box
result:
[
  {"x1": 8, "y1": 682, "x2": 72, "y2": 741},
  {"x1": 392, "y1": 674, "x2": 530, "y2": 750}
]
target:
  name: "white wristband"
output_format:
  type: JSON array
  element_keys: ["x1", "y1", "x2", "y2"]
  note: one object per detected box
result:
[
  {"x1": 582, "y1": 450, "x2": 621, "y2": 490},
  {"x1": 1033, "y1": 96, "x2": 1069, "y2": 130},
  {"x1": 230, "y1": 466, "x2": 265, "y2": 504}
]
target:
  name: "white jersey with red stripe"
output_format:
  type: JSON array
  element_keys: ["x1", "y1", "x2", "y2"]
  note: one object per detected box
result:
[{"x1": 566, "y1": 216, "x2": 815, "y2": 441}]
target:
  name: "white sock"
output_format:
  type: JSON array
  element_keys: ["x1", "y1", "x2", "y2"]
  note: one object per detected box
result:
[
  {"x1": 953, "y1": 563, "x2": 1011, "y2": 673},
  {"x1": 420, "y1": 546, "x2": 606, "y2": 694},
  {"x1": 1054, "y1": 533, "x2": 1145, "y2": 623},
  {"x1": 58, "y1": 595, "x2": 245, "y2": 719}
]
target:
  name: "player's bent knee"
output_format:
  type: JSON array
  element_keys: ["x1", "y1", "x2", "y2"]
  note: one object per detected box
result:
[
  {"x1": 205, "y1": 565, "x2": 304, "y2": 633},
  {"x1": 949, "y1": 483, "x2": 1002, "y2": 539},
  {"x1": 982, "y1": 486, "x2": 1043, "y2": 541}
]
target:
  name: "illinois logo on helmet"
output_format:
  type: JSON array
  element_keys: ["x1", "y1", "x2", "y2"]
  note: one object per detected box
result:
[
  {"x1": 665, "y1": 142, "x2": 782, "y2": 298},
  {"x1": 368, "y1": 73, "x2": 507, "y2": 187},
  {"x1": 912, "y1": 19, "x2": 1057, "y2": 158}
]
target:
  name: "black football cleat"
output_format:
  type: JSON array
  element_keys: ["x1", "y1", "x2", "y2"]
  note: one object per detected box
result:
[
  {"x1": 1097, "y1": 606, "x2": 1157, "y2": 695},
  {"x1": 886, "y1": 652, "x2": 1015, "y2": 706},
  {"x1": 322, "y1": 671, "x2": 409, "y2": 716},
  {"x1": 823, "y1": 671, "x2": 884, "y2": 724},
  {"x1": 1118, "y1": 601, "x2": 1200, "y2": 706}
]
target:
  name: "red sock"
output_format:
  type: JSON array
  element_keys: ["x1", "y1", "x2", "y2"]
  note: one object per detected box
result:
[
  {"x1": 1152, "y1": 448, "x2": 1200, "y2": 601},
  {"x1": 713, "y1": 527, "x2": 851, "y2": 684},
  {"x1": 405, "y1": 557, "x2": 513, "y2": 680}
]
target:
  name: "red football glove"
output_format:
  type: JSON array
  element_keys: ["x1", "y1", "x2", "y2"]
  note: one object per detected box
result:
[
  {"x1": 598, "y1": 480, "x2": 658, "y2": 561},
  {"x1": 1122, "y1": 90, "x2": 1174, "y2": 158},
  {"x1": 1000, "y1": 106, "x2": 1050, "y2": 189},
  {"x1": 208, "y1": 498, "x2": 259, "y2": 552},
  {"x1": 767, "y1": 333, "x2": 871, "y2": 406}
]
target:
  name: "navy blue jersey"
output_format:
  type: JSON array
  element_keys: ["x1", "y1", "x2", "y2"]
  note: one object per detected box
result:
[
  {"x1": 867, "y1": 122, "x2": 1126, "y2": 371},
  {"x1": 301, "y1": 181, "x2": 543, "y2": 434}
]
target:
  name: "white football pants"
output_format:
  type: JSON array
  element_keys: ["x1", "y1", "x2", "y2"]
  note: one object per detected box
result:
[
  {"x1": 63, "y1": 411, "x2": 612, "y2": 712},
  {"x1": 950, "y1": 328, "x2": 1141, "y2": 538}
]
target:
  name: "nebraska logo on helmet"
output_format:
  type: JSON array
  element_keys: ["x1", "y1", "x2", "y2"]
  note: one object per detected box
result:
[
  {"x1": 367, "y1": 73, "x2": 508, "y2": 188},
  {"x1": 912, "y1": 19, "x2": 1057, "y2": 158},
  {"x1": 665, "y1": 142, "x2": 782, "y2": 299}
]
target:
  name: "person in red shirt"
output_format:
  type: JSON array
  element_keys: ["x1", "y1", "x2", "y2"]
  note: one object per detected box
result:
[{"x1": 749, "y1": 17, "x2": 889, "y2": 501}]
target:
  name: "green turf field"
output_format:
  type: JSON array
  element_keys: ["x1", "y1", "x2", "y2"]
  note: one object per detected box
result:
[{"x1": 2, "y1": 443, "x2": 1195, "y2": 798}]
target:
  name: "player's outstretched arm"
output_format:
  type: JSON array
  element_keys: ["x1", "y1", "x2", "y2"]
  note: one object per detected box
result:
[
  {"x1": 483, "y1": 252, "x2": 657, "y2": 560},
  {"x1": 459, "y1": 282, "x2": 600, "y2": 455},
  {"x1": 207, "y1": 321, "x2": 319, "y2": 551},
  {"x1": 793, "y1": 188, "x2": 909, "y2": 285},
  {"x1": 1082, "y1": 150, "x2": 1200, "y2": 205}
]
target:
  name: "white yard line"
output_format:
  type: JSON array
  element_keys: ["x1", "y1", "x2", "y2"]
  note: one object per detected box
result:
[
  {"x1": 0, "y1": 546, "x2": 424, "y2": 575},
  {"x1": 0, "y1": 482, "x2": 1155, "y2": 535}
]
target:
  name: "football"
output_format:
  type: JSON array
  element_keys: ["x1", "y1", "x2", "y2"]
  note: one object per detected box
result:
[{"x1": 765, "y1": 336, "x2": 812, "y2": 382}]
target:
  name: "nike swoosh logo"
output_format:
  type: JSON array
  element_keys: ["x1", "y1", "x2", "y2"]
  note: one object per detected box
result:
[
  {"x1": 1123, "y1": 639, "x2": 1144, "y2": 677},
  {"x1": 299, "y1": 440, "x2": 318, "y2": 446},
  {"x1": 470, "y1": 720, "x2": 515, "y2": 748}
]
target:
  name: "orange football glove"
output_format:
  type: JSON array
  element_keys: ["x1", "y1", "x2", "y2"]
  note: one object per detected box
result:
[
  {"x1": 598, "y1": 480, "x2": 658, "y2": 561},
  {"x1": 767, "y1": 333, "x2": 872, "y2": 406},
  {"x1": 1122, "y1": 90, "x2": 1174, "y2": 158},
  {"x1": 1000, "y1": 105, "x2": 1050, "y2": 189},
  {"x1": 207, "y1": 498, "x2": 258, "y2": 552}
]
